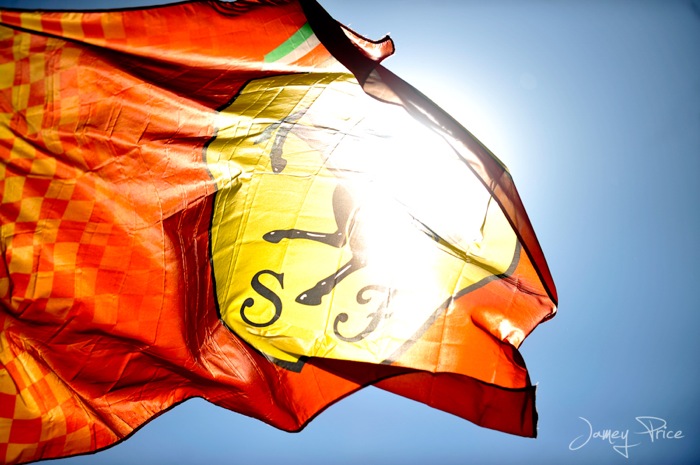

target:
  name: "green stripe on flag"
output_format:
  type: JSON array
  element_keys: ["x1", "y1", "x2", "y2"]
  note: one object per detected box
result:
[{"x1": 265, "y1": 23, "x2": 314, "y2": 63}]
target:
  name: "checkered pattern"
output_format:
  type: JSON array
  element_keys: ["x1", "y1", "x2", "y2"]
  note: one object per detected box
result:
[
  {"x1": 0, "y1": 12, "x2": 186, "y2": 464},
  {"x1": 1, "y1": 3, "x2": 249, "y2": 461},
  {"x1": 0, "y1": 322, "x2": 103, "y2": 465},
  {"x1": 0, "y1": 20, "x2": 99, "y2": 464}
]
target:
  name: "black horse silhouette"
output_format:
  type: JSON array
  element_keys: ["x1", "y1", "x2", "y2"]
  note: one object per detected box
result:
[
  {"x1": 263, "y1": 183, "x2": 365, "y2": 305},
  {"x1": 255, "y1": 110, "x2": 372, "y2": 306}
]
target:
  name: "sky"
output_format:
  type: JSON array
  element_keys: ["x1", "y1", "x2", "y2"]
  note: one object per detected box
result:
[{"x1": 1, "y1": 0, "x2": 699, "y2": 464}]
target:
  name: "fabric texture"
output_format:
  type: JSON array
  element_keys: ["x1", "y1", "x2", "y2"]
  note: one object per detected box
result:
[{"x1": 0, "y1": 1, "x2": 557, "y2": 463}]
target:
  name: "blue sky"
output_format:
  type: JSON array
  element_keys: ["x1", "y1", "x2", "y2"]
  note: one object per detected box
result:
[{"x1": 1, "y1": 0, "x2": 699, "y2": 464}]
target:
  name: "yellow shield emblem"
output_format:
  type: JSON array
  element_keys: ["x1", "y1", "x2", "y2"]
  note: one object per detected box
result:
[{"x1": 206, "y1": 73, "x2": 517, "y2": 368}]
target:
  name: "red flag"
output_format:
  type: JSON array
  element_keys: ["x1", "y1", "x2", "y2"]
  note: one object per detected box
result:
[{"x1": 0, "y1": 1, "x2": 557, "y2": 463}]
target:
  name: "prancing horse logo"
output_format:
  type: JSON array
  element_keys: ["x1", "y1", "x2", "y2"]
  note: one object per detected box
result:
[
  {"x1": 205, "y1": 72, "x2": 518, "y2": 368},
  {"x1": 257, "y1": 106, "x2": 391, "y2": 307}
]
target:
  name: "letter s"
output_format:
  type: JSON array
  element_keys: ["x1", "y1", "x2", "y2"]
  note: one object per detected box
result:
[{"x1": 240, "y1": 270, "x2": 284, "y2": 327}]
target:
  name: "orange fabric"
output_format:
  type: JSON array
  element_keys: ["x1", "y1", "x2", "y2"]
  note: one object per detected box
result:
[{"x1": 0, "y1": 2, "x2": 557, "y2": 463}]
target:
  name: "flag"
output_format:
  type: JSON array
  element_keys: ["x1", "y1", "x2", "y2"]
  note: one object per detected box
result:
[{"x1": 0, "y1": 1, "x2": 558, "y2": 463}]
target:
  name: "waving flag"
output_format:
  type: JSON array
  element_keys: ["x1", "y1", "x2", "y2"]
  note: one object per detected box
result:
[{"x1": 0, "y1": 1, "x2": 558, "y2": 463}]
